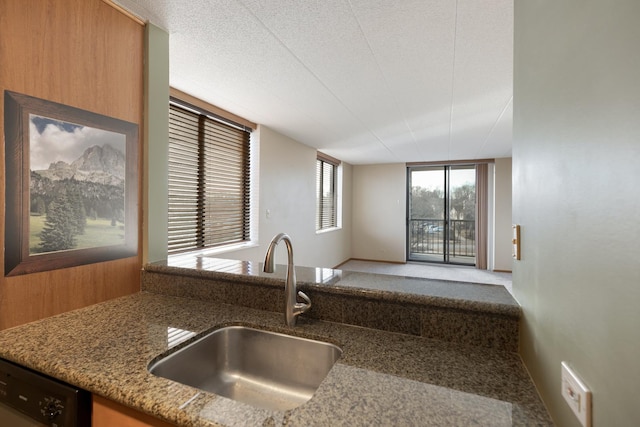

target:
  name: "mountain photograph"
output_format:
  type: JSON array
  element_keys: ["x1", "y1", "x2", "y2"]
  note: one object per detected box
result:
[{"x1": 29, "y1": 115, "x2": 128, "y2": 254}]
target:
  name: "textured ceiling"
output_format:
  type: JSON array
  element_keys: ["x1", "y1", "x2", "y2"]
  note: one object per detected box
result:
[{"x1": 115, "y1": 0, "x2": 513, "y2": 165}]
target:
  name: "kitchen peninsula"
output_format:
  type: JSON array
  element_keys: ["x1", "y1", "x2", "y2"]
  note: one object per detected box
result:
[{"x1": 0, "y1": 259, "x2": 553, "y2": 426}]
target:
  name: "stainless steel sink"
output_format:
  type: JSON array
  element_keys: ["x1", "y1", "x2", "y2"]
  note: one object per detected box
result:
[{"x1": 148, "y1": 326, "x2": 342, "y2": 411}]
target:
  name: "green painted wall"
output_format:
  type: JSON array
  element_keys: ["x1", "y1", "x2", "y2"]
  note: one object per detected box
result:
[
  {"x1": 513, "y1": 1, "x2": 640, "y2": 425},
  {"x1": 143, "y1": 23, "x2": 169, "y2": 263}
]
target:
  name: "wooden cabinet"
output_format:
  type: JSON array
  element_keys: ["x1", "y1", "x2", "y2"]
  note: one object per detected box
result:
[
  {"x1": 92, "y1": 395, "x2": 175, "y2": 427},
  {"x1": 0, "y1": 0, "x2": 143, "y2": 331}
]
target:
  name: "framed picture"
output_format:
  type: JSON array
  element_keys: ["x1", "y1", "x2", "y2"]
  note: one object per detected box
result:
[{"x1": 4, "y1": 91, "x2": 139, "y2": 276}]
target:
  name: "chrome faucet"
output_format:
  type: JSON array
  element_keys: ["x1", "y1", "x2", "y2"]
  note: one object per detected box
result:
[{"x1": 263, "y1": 233, "x2": 311, "y2": 326}]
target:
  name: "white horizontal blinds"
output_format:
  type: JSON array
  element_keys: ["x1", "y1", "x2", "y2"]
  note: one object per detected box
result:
[
  {"x1": 201, "y1": 115, "x2": 250, "y2": 246},
  {"x1": 168, "y1": 105, "x2": 201, "y2": 252},
  {"x1": 168, "y1": 102, "x2": 251, "y2": 253},
  {"x1": 316, "y1": 152, "x2": 339, "y2": 230}
]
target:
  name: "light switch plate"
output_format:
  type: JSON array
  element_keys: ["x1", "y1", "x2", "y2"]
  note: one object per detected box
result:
[
  {"x1": 512, "y1": 224, "x2": 521, "y2": 260},
  {"x1": 561, "y1": 361, "x2": 592, "y2": 427}
]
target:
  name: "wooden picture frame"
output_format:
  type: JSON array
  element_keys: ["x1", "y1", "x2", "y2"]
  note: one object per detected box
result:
[{"x1": 4, "y1": 91, "x2": 138, "y2": 276}]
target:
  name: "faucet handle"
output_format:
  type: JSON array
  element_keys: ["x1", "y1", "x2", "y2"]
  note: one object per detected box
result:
[{"x1": 296, "y1": 290, "x2": 311, "y2": 312}]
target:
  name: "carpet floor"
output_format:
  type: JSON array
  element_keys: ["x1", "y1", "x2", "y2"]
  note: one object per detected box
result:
[{"x1": 338, "y1": 260, "x2": 513, "y2": 294}]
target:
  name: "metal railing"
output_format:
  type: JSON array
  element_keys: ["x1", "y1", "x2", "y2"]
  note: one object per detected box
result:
[{"x1": 409, "y1": 219, "x2": 475, "y2": 259}]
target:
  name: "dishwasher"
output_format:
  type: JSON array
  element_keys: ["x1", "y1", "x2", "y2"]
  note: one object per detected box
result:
[{"x1": 0, "y1": 358, "x2": 91, "y2": 426}]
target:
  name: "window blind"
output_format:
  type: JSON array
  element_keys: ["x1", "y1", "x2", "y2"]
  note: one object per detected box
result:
[
  {"x1": 168, "y1": 102, "x2": 251, "y2": 253},
  {"x1": 316, "y1": 153, "x2": 339, "y2": 230}
]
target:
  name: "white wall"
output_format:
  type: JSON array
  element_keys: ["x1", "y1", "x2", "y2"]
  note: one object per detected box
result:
[
  {"x1": 514, "y1": 1, "x2": 640, "y2": 425},
  {"x1": 144, "y1": 25, "x2": 512, "y2": 272},
  {"x1": 493, "y1": 157, "x2": 512, "y2": 271},
  {"x1": 351, "y1": 162, "x2": 513, "y2": 268},
  {"x1": 351, "y1": 164, "x2": 406, "y2": 262},
  {"x1": 220, "y1": 125, "x2": 353, "y2": 269},
  {"x1": 143, "y1": 29, "x2": 353, "y2": 269}
]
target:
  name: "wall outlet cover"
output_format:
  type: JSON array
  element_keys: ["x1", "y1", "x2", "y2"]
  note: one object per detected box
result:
[{"x1": 561, "y1": 361, "x2": 592, "y2": 427}]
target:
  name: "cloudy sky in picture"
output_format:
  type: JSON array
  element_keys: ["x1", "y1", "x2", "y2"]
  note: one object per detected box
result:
[{"x1": 29, "y1": 114, "x2": 126, "y2": 171}]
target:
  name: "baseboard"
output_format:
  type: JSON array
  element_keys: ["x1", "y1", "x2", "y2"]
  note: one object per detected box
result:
[{"x1": 493, "y1": 269, "x2": 512, "y2": 273}]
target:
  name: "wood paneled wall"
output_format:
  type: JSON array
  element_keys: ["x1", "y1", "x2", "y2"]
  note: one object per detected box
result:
[{"x1": 0, "y1": 0, "x2": 144, "y2": 330}]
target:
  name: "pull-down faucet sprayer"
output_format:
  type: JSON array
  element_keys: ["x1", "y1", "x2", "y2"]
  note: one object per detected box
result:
[{"x1": 263, "y1": 233, "x2": 311, "y2": 327}]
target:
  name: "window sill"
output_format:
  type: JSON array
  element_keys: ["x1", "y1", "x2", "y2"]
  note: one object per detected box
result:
[
  {"x1": 316, "y1": 226, "x2": 342, "y2": 235},
  {"x1": 168, "y1": 241, "x2": 259, "y2": 262}
]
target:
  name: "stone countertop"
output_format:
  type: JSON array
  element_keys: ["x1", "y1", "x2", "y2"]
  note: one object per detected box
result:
[
  {"x1": 0, "y1": 292, "x2": 552, "y2": 426},
  {"x1": 150, "y1": 257, "x2": 520, "y2": 317}
]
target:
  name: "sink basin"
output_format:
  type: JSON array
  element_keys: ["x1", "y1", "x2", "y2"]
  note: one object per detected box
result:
[{"x1": 148, "y1": 326, "x2": 342, "y2": 411}]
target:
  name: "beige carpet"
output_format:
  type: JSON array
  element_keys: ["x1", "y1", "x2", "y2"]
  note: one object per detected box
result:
[{"x1": 338, "y1": 260, "x2": 513, "y2": 293}]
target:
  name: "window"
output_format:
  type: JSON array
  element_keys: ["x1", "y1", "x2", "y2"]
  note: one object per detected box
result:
[
  {"x1": 316, "y1": 152, "x2": 340, "y2": 231},
  {"x1": 406, "y1": 161, "x2": 489, "y2": 268},
  {"x1": 167, "y1": 99, "x2": 251, "y2": 254}
]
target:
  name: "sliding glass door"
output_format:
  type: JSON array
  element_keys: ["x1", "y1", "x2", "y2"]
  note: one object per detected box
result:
[{"x1": 407, "y1": 165, "x2": 476, "y2": 265}]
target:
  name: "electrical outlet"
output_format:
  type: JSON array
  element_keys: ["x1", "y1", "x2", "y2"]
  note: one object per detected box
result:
[{"x1": 561, "y1": 361, "x2": 592, "y2": 427}]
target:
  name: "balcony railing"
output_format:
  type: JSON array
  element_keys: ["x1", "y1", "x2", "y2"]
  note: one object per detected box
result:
[{"x1": 409, "y1": 219, "x2": 475, "y2": 261}]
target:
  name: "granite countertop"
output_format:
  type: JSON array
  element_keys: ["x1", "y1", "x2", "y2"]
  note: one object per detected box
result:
[
  {"x1": 153, "y1": 257, "x2": 521, "y2": 316},
  {"x1": 0, "y1": 290, "x2": 552, "y2": 426}
]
